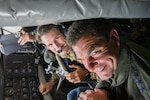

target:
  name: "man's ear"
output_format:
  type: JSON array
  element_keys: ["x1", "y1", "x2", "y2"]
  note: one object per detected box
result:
[{"x1": 109, "y1": 29, "x2": 120, "y2": 47}]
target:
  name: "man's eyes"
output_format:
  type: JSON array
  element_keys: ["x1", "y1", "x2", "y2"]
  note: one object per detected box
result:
[
  {"x1": 55, "y1": 35, "x2": 61, "y2": 39},
  {"x1": 55, "y1": 36, "x2": 59, "y2": 39},
  {"x1": 91, "y1": 50, "x2": 102, "y2": 56},
  {"x1": 90, "y1": 45, "x2": 107, "y2": 57}
]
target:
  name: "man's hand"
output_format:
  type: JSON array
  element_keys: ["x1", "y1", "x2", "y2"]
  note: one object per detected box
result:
[
  {"x1": 38, "y1": 81, "x2": 55, "y2": 95},
  {"x1": 17, "y1": 30, "x2": 35, "y2": 45},
  {"x1": 78, "y1": 89, "x2": 108, "y2": 100},
  {"x1": 65, "y1": 64, "x2": 88, "y2": 84}
]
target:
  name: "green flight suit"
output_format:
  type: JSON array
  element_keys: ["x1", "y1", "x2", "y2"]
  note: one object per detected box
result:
[{"x1": 96, "y1": 40, "x2": 150, "y2": 100}]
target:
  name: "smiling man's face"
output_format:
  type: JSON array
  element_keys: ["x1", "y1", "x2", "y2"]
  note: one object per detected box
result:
[
  {"x1": 41, "y1": 28, "x2": 69, "y2": 54},
  {"x1": 72, "y1": 32, "x2": 120, "y2": 80}
]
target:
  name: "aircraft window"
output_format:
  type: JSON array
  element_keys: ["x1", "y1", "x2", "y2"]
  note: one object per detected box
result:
[{"x1": 1, "y1": 26, "x2": 21, "y2": 35}]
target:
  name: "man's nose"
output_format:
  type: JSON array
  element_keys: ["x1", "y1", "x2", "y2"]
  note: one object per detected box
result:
[
  {"x1": 84, "y1": 56, "x2": 98, "y2": 72},
  {"x1": 52, "y1": 41, "x2": 59, "y2": 50}
]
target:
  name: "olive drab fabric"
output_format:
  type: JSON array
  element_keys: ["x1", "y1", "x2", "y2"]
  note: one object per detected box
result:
[{"x1": 96, "y1": 40, "x2": 150, "y2": 100}]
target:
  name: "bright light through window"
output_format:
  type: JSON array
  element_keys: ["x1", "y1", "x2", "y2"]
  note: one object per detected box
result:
[{"x1": 2, "y1": 26, "x2": 21, "y2": 34}]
